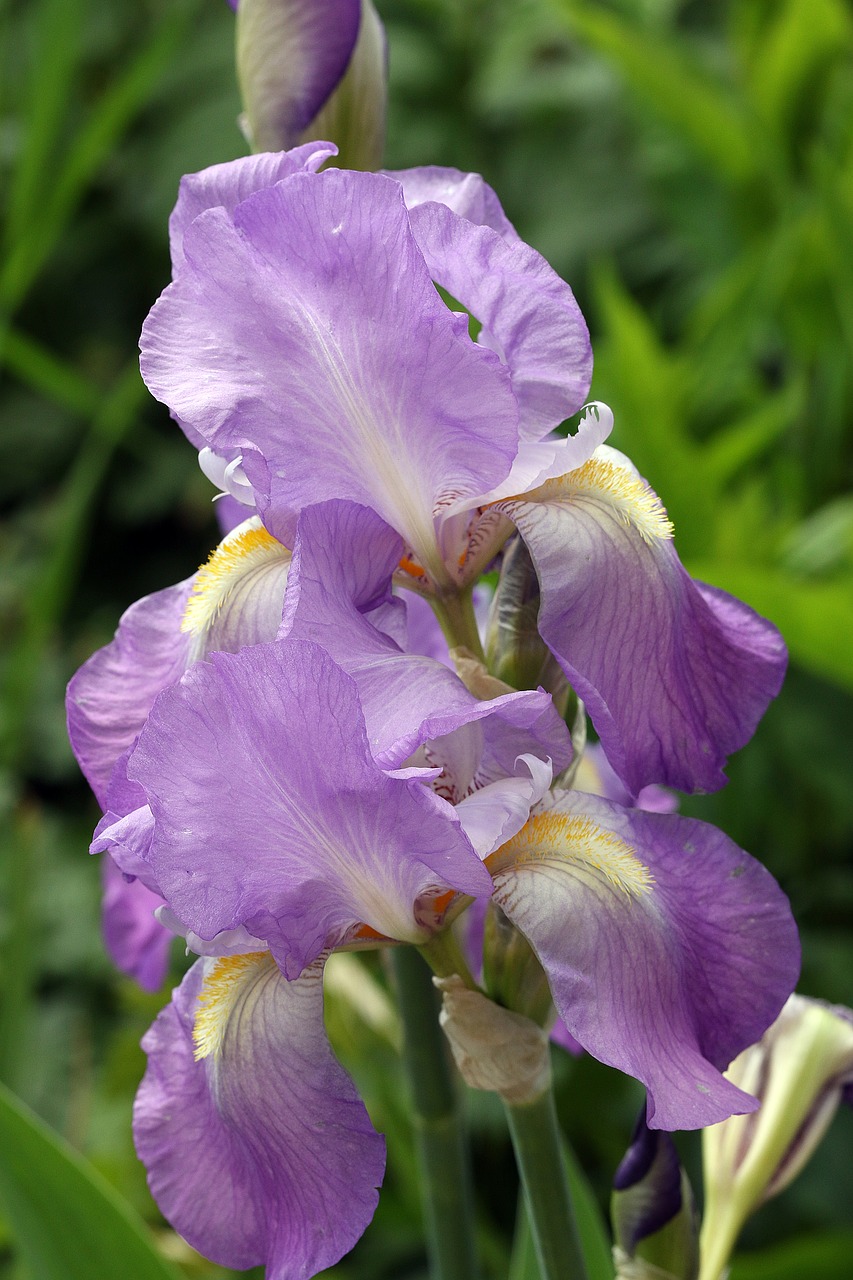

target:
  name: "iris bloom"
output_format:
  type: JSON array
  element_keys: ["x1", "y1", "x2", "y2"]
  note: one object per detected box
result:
[
  {"x1": 139, "y1": 144, "x2": 787, "y2": 799},
  {"x1": 81, "y1": 498, "x2": 799, "y2": 1279},
  {"x1": 67, "y1": 498, "x2": 561, "y2": 986},
  {"x1": 67, "y1": 146, "x2": 800, "y2": 1277}
]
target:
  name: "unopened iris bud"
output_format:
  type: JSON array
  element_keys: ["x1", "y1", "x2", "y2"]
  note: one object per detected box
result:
[
  {"x1": 482, "y1": 902, "x2": 554, "y2": 1029},
  {"x1": 486, "y1": 536, "x2": 568, "y2": 702},
  {"x1": 611, "y1": 1112, "x2": 699, "y2": 1280},
  {"x1": 235, "y1": 0, "x2": 386, "y2": 168},
  {"x1": 699, "y1": 995, "x2": 853, "y2": 1280}
]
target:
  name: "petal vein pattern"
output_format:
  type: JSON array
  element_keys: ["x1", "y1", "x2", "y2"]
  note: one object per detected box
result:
[
  {"x1": 128, "y1": 641, "x2": 491, "y2": 976},
  {"x1": 496, "y1": 452, "x2": 787, "y2": 794},
  {"x1": 182, "y1": 517, "x2": 291, "y2": 659},
  {"x1": 490, "y1": 793, "x2": 799, "y2": 1129},
  {"x1": 134, "y1": 954, "x2": 385, "y2": 1277},
  {"x1": 489, "y1": 812, "x2": 654, "y2": 899},
  {"x1": 141, "y1": 169, "x2": 520, "y2": 581}
]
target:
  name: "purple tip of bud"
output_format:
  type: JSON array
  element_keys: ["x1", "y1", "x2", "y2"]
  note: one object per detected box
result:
[
  {"x1": 613, "y1": 1110, "x2": 684, "y2": 1251},
  {"x1": 225, "y1": 0, "x2": 238, "y2": 10}
]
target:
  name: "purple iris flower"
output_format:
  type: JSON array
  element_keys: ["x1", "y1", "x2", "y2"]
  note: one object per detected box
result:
[
  {"x1": 139, "y1": 146, "x2": 787, "y2": 797},
  {"x1": 72, "y1": 490, "x2": 798, "y2": 1275},
  {"x1": 67, "y1": 499, "x2": 565, "y2": 982},
  {"x1": 88, "y1": 609, "x2": 797, "y2": 1277}
]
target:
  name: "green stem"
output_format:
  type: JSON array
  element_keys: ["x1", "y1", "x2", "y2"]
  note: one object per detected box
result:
[
  {"x1": 431, "y1": 588, "x2": 487, "y2": 664},
  {"x1": 504, "y1": 1087, "x2": 590, "y2": 1280},
  {"x1": 419, "y1": 926, "x2": 479, "y2": 989},
  {"x1": 391, "y1": 946, "x2": 481, "y2": 1280}
]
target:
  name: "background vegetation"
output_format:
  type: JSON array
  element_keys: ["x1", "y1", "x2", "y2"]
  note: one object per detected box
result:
[{"x1": 1, "y1": 0, "x2": 851, "y2": 1275}]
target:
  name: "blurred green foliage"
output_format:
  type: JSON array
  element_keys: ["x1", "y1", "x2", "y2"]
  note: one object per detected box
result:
[{"x1": 0, "y1": 0, "x2": 851, "y2": 1276}]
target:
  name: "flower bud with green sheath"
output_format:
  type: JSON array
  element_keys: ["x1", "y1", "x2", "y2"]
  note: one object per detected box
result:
[
  {"x1": 699, "y1": 994, "x2": 853, "y2": 1280},
  {"x1": 232, "y1": 0, "x2": 386, "y2": 167}
]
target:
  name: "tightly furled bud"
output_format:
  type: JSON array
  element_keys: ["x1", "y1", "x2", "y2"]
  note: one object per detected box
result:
[
  {"x1": 235, "y1": 0, "x2": 386, "y2": 167},
  {"x1": 611, "y1": 1112, "x2": 699, "y2": 1280},
  {"x1": 486, "y1": 536, "x2": 569, "y2": 703}
]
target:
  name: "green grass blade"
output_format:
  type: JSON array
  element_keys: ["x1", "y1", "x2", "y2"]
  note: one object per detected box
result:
[
  {"x1": 2, "y1": 0, "x2": 81, "y2": 251},
  {"x1": 2, "y1": 326, "x2": 102, "y2": 418},
  {"x1": 729, "y1": 1232, "x2": 853, "y2": 1280},
  {"x1": 0, "y1": 1081, "x2": 182, "y2": 1280},
  {"x1": 556, "y1": 1, "x2": 759, "y2": 187},
  {"x1": 0, "y1": 361, "x2": 145, "y2": 769},
  {"x1": 562, "y1": 1139, "x2": 614, "y2": 1280},
  {"x1": 702, "y1": 379, "x2": 804, "y2": 490},
  {"x1": 0, "y1": 0, "x2": 200, "y2": 312},
  {"x1": 746, "y1": 0, "x2": 851, "y2": 135}
]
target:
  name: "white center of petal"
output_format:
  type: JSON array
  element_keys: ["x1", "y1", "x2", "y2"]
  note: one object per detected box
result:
[
  {"x1": 489, "y1": 812, "x2": 654, "y2": 899},
  {"x1": 296, "y1": 310, "x2": 451, "y2": 587},
  {"x1": 193, "y1": 951, "x2": 273, "y2": 1061},
  {"x1": 181, "y1": 517, "x2": 291, "y2": 659},
  {"x1": 525, "y1": 456, "x2": 674, "y2": 544}
]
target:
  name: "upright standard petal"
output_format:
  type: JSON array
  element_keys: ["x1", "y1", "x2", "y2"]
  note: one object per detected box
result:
[
  {"x1": 407, "y1": 199, "x2": 592, "y2": 439},
  {"x1": 129, "y1": 641, "x2": 492, "y2": 976},
  {"x1": 168, "y1": 143, "x2": 335, "y2": 271},
  {"x1": 496, "y1": 454, "x2": 787, "y2": 794},
  {"x1": 135, "y1": 953, "x2": 384, "y2": 1278},
  {"x1": 141, "y1": 169, "x2": 520, "y2": 582},
  {"x1": 488, "y1": 793, "x2": 799, "y2": 1130},
  {"x1": 391, "y1": 165, "x2": 521, "y2": 242}
]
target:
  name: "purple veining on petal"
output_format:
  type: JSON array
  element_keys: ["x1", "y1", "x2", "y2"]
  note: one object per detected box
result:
[
  {"x1": 281, "y1": 500, "x2": 572, "y2": 778},
  {"x1": 491, "y1": 792, "x2": 799, "y2": 1129},
  {"x1": 498, "y1": 478, "x2": 787, "y2": 795},
  {"x1": 407, "y1": 199, "x2": 592, "y2": 440},
  {"x1": 391, "y1": 165, "x2": 521, "y2": 242},
  {"x1": 134, "y1": 954, "x2": 384, "y2": 1276},
  {"x1": 141, "y1": 169, "x2": 519, "y2": 571},
  {"x1": 575, "y1": 743, "x2": 678, "y2": 815},
  {"x1": 169, "y1": 143, "x2": 337, "y2": 271},
  {"x1": 128, "y1": 640, "x2": 491, "y2": 976},
  {"x1": 66, "y1": 582, "x2": 192, "y2": 810}
]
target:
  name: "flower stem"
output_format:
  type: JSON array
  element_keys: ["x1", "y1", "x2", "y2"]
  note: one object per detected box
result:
[
  {"x1": 504, "y1": 1086, "x2": 590, "y2": 1280},
  {"x1": 431, "y1": 588, "x2": 487, "y2": 664},
  {"x1": 391, "y1": 946, "x2": 481, "y2": 1280}
]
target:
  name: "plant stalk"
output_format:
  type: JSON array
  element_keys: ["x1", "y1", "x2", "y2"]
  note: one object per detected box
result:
[
  {"x1": 504, "y1": 1086, "x2": 590, "y2": 1280},
  {"x1": 391, "y1": 945, "x2": 481, "y2": 1280}
]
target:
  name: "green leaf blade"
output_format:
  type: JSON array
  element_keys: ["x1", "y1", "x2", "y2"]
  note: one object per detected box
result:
[{"x1": 0, "y1": 1081, "x2": 183, "y2": 1280}]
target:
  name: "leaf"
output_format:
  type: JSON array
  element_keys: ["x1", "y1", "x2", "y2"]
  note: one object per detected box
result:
[
  {"x1": 0, "y1": 1082, "x2": 183, "y2": 1280},
  {"x1": 702, "y1": 378, "x2": 804, "y2": 490},
  {"x1": 562, "y1": 1138, "x2": 614, "y2": 1280},
  {"x1": 556, "y1": 1, "x2": 758, "y2": 186},
  {"x1": 746, "y1": 0, "x2": 852, "y2": 136},
  {"x1": 729, "y1": 1232, "x2": 853, "y2": 1280},
  {"x1": 2, "y1": 0, "x2": 81, "y2": 252},
  {"x1": 0, "y1": 0, "x2": 203, "y2": 312},
  {"x1": 590, "y1": 261, "x2": 715, "y2": 559}
]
